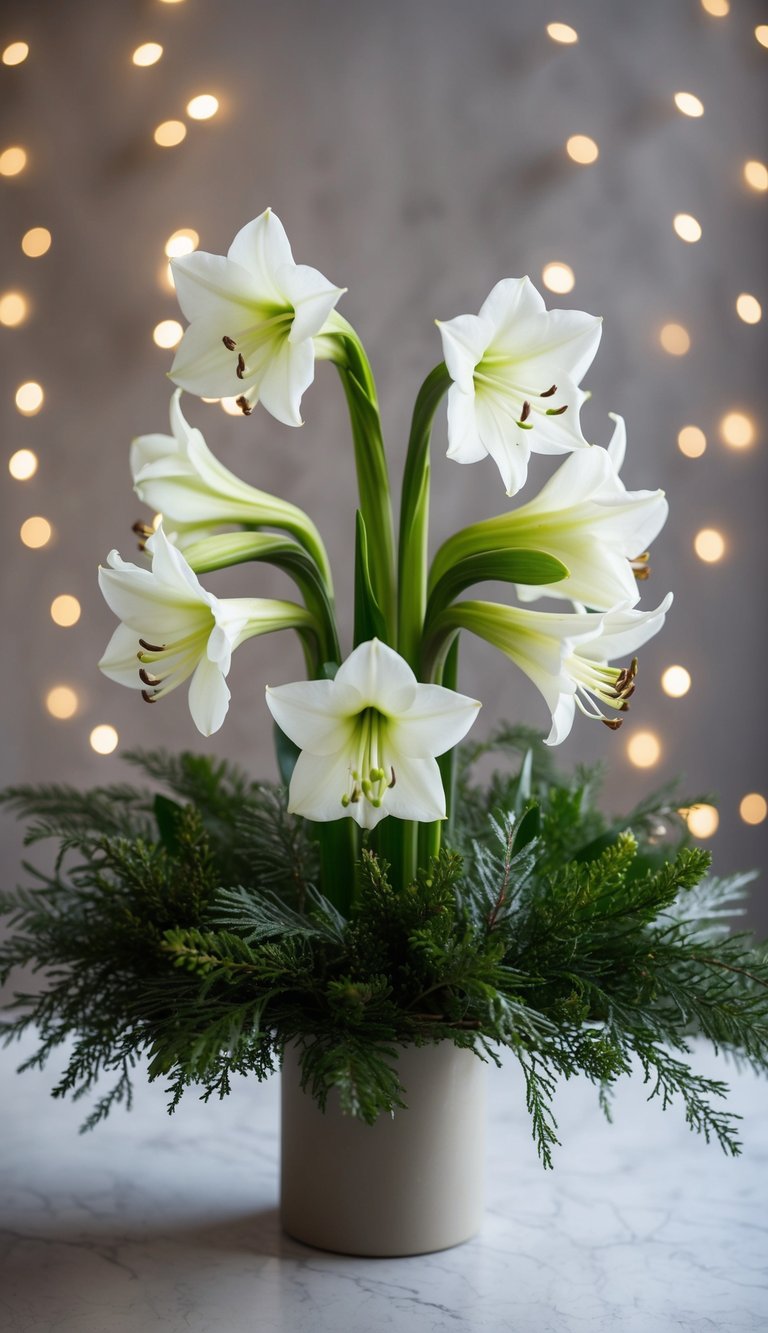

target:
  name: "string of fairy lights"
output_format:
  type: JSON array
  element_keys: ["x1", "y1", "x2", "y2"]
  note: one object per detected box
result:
[{"x1": 2, "y1": 4, "x2": 767, "y2": 838}]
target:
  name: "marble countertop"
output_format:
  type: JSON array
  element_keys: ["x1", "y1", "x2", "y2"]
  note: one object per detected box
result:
[{"x1": 1, "y1": 1035, "x2": 766, "y2": 1333}]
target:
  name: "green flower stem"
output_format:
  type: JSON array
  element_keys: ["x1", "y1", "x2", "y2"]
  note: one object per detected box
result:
[
  {"x1": 397, "y1": 362, "x2": 452, "y2": 672},
  {"x1": 375, "y1": 817, "x2": 418, "y2": 893},
  {"x1": 314, "y1": 817, "x2": 359, "y2": 917},
  {"x1": 182, "y1": 532, "x2": 341, "y2": 672},
  {"x1": 324, "y1": 316, "x2": 396, "y2": 642},
  {"x1": 417, "y1": 634, "x2": 461, "y2": 869}
]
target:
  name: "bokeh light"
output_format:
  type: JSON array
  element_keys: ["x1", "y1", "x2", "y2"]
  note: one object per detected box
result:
[
  {"x1": 755, "y1": 24, "x2": 768, "y2": 48},
  {"x1": 50, "y1": 594, "x2": 81, "y2": 627},
  {"x1": 701, "y1": 0, "x2": 729, "y2": 14},
  {"x1": 566, "y1": 134, "x2": 599, "y2": 164},
  {"x1": 132, "y1": 43, "x2": 163, "y2": 67},
  {"x1": 740, "y1": 794, "x2": 767, "y2": 826},
  {"x1": 21, "y1": 226, "x2": 51, "y2": 257},
  {"x1": 735, "y1": 293, "x2": 762, "y2": 325},
  {"x1": 684, "y1": 804, "x2": 719, "y2": 838},
  {"x1": 90, "y1": 725, "x2": 119, "y2": 755},
  {"x1": 673, "y1": 213, "x2": 702, "y2": 242},
  {"x1": 627, "y1": 731, "x2": 661, "y2": 768},
  {"x1": 165, "y1": 227, "x2": 199, "y2": 257},
  {"x1": 20, "y1": 516, "x2": 52, "y2": 548},
  {"x1": 186, "y1": 94, "x2": 219, "y2": 120},
  {"x1": 0, "y1": 292, "x2": 28, "y2": 326},
  {"x1": 694, "y1": 528, "x2": 725, "y2": 562},
  {"x1": 220, "y1": 396, "x2": 242, "y2": 415},
  {"x1": 15, "y1": 381, "x2": 44, "y2": 415},
  {"x1": 153, "y1": 319, "x2": 183, "y2": 349},
  {"x1": 659, "y1": 323, "x2": 690, "y2": 356},
  {"x1": 546, "y1": 22, "x2": 578, "y2": 44},
  {"x1": 720, "y1": 412, "x2": 755, "y2": 449},
  {"x1": 8, "y1": 449, "x2": 38, "y2": 480},
  {"x1": 2, "y1": 41, "x2": 29, "y2": 66},
  {"x1": 674, "y1": 92, "x2": 704, "y2": 118},
  {"x1": 45, "y1": 686, "x2": 79, "y2": 720},
  {"x1": 0, "y1": 146, "x2": 28, "y2": 176},
  {"x1": 677, "y1": 425, "x2": 706, "y2": 458},
  {"x1": 154, "y1": 120, "x2": 187, "y2": 148},
  {"x1": 744, "y1": 160, "x2": 768, "y2": 192},
  {"x1": 661, "y1": 666, "x2": 691, "y2": 698},
  {"x1": 542, "y1": 261, "x2": 574, "y2": 294}
]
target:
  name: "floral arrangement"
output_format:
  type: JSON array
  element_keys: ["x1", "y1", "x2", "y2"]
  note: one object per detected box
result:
[{"x1": 2, "y1": 211, "x2": 766, "y2": 1164}]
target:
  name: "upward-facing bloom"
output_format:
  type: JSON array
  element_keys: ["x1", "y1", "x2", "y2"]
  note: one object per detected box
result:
[
  {"x1": 265, "y1": 638, "x2": 481, "y2": 829},
  {"x1": 437, "y1": 277, "x2": 602, "y2": 496},
  {"x1": 169, "y1": 209, "x2": 345, "y2": 427},
  {"x1": 98, "y1": 525, "x2": 313, "y2": 736}
]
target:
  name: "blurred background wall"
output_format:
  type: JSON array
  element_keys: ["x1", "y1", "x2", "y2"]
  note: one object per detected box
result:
[{"x1": 1, "y1": 0, "x2": 766, "y2": 927}]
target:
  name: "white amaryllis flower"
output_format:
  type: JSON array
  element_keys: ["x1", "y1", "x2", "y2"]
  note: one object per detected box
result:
[
  {"x1": 169, "y1": 209, "x2": 345, "y2": 427},
  {"x1": 436, "y1": 594, "x2": 672, "y2": 746},
  {"x1": 98, "y1": 525, "x2": 313, "y2": 737},
  {"x1": 437, "y1": 277, "x2": 602, "y2": 496},
  {"x1": 265, "y1": 638, "x2": 481, "y2": 829}
]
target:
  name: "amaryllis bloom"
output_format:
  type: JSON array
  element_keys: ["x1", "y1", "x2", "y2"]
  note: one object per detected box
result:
[
  {"x1": 432, "y1": 414, "x2": 668, "y2": 612},
  {"x1": 169, "y1": 209, "x2": 345, "y2": 427},
  {"x1": 265, "y1": 638, "x2": 481, "y2": 829},
  {"x1": 98, "y1": 526, "x2": 313, "y2": 737},
  {"x1": 434, "y1": 594, "x2": 672, "y2": 746},
  {"x1": 437, "y1": 277, "x2": 602, "y2": 496}
]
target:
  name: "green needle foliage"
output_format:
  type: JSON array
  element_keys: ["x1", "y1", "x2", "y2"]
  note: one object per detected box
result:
[{"x1": 1, "y1": 735, "x2": 766, "y2": 1165}]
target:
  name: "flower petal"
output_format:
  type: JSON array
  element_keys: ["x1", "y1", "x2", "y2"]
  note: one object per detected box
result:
[
  {"x1": 389, "y1": 684, "x2": 481, "y2": 758},
  {"x1": 226, "y1": 209, "x2": 294, "y2": 300},
  {"x1": 383, "y1": 754, "x2": 447, "y2": 822},
  {"x1": 545, "y1": 693, "x2": 576, "y2": 746},
  {"x1": 437, "y1": 314, "x2": 489, "y2": 393},
  {"x1": 606, "y1": 412, "x2": 626, "y2": 473},
  {"x1": 98, "y1": 560, "x2": 198, "y2": 633},
  {"x1": 445, "y1": 385, "x2": 488, "y2": 464},
  {"x1": 581, "y1": 593, "x2": 673, "y2": 663},
  {"x1": 478, "y1": 277, "x2": 546, "y2": 341},
  {"x1": 130, "y1": 432, "x2": 178, "y2": 480},
  {"x1": 187, "y1": 655, "x2": 231, "y2": 736},
  {"x1": 256, "y1": 337, "x2": 314, "y2": 427},
  {"x1": 287, "y1": 747, "x2": 379, "y2": 824},
  {"x1": 171, "y1": 251, "x2": 263, "y2": 323},
  {"x1": 98, "y1": 622, "x2": 144, "y2": 688},
  {"x1": 280, "y1": 263, "x2": 345, "y2": 345},
  {"x1": 334, "y1": 639, "x2": 417, "y2": 714},
  {"x1": 504, "y1": 308, "x2": 603, "y2": 385},
  {"x1": 170, "y1": 318, "x2": 245, "y2": 399},
  {"x1": 265, "y1": 680, "x2": 356, "y2": 754},
  {"x1": 474, "y1": 394, "x2": 532, "y2": 496}
]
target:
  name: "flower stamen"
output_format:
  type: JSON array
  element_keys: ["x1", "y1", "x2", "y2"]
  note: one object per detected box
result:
[
  {"x1": 540, "y1": 384, "x2": 557, "y2": 397},
  {"x1": 236, "y1": 353, "x2": 246, "y2": 380},
  {"x1": 236, "y1": 395, "x2": 253, "y2": 416},
  {"x1": 222, "y1": 335, "x2": 237, "y2": 351}
]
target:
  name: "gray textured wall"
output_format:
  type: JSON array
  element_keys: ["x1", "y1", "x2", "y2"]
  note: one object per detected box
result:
[{"x1": 1, "y1": 0, "x2": 766, "y2": 926}]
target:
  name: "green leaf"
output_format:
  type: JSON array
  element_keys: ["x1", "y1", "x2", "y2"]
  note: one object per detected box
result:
[
  {"x1": 353, "y1": 510, "x2": 387, "y2": 647},
  {"x1": 153, "y1": 794, "x2": 186, "y2": 855},
  {"x1": 273, "y1": 723, "x2": 301, "y2": 788},
  {"x1": 512, "y1": 803, "x2": 541, "y2": 855},
  {"x1": 426, "y1": 548, "x2": 569, "y2": 621}
]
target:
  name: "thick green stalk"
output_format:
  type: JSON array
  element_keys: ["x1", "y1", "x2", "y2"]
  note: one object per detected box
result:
[
  {"x1": 315, "y1": 818, "x2": 359, "y2": 917},
  {"x1": 417, "y1": 635, "x2": 461, "y2": 868}
]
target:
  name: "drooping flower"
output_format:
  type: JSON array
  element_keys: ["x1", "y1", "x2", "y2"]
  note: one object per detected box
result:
[
  {"x1": 130, "y1": 390, "x2": 332, "y2": 582},
  {"x1": 169, "y1": 209, "x2": 345, "y2": 427},
  {"x1": 437, "y1": 276, "x2": 602, "y2": 496},
  {"x1": 265, "y1": 638, "x2": 481, "y2": 829},
  {"x1": 432, "y1": 594, "x2": 672, "y2": 745},
  {"x1": 431, "y1": 414, "x2": 668, "y2": 611},
  {"x1": 98, "y1": 525, "x2": 313, "y2": 736}
]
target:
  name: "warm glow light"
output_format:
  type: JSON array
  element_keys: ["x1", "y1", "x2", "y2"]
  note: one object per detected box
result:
[
  {"x1": 21, "y1": 226, "x2": 51, "y2": 257},
  {"x1": 50, "y1": 594, "x2": 81, "y2": 627},
  {"x1": 744, "y1": 160, "x2": 768, "y2": 192},
  {"x1": 659, "y1": 323, "x2": 690, "y2": 356},
  {"x1": 2, "y1": 41, "x2": 29, "y2": 66},
  {"x1": 159, "y1": 0, "x2": 186, "y2": 4},
  {"x1": 8, "y1": 448, "x2": 37, "y2": 480},
  {"x1": 735, "y1": 293, "x2": 762, "y2": 325},
  {"x1": 740, "y1": 793, "x2": 767, "y2": 826},
  {"x1": 0, "y1": 292, "x2": 28, "y2": 326},
  {"x1": 720, "y1": 411, "x2": 755, "y2": 449},
  {"x1": 756, "y1": 24, "x2": 768, "y2": 47},
  {"x1": 566, "y1": 134, "x2": 599, "y2": 164},
  {"x1": 678, "y1": 425, "x2": 706, "y2": 458},
  {"x1": 694, "y1": 528, "x2": 725, "y2": 562},
  {"x1": 701, "y1": 0, "x2": 729, "y2": 14},
  {"x1": 542, "y1": 262, "x2": 575, "y2": 294},
  {"x1": 90, "y1": 724, "x2": 119, "y2": 755},
  {"x1": 15, "y1": 381, "x2": 44, "y2": 415},
  {"x1": 626, "y1": 731, "x2": 661, "y2": 769},
  {"x1": 661, "y1": 665, "x2": 691, "y2": 698},
  {"x1": 153, "y1": 318, "x2": 183, "y2": 349},
  {"x1": 220, "y1": 396, "x2": 242, "y2": 416},
  {"x1": 164, "y1": 227, "x2": 199, "y2": 258},
  {"x1": 683, "y1": 804, "x2": 719, "y2": 839},
  {"x1": 674, "y1": 92, "x2": 704, "y2": 118},
  {"x1": 546, "y1": 22, "x2": 578, "y2": 43},
  {"x1": 132, "y1": 42, "x2": 163, "y2": 67},
  {"x1": 46, "y1": 686, "x2": 79, "y2": 720},
  {"x1": 186, "y1": 94, "x2": 219, "y2": 120},
  {"x1": 0, "y1": 145, "x2": 27, "y2": 176},
  {"x1": 673, "y1": 213, "x2": 702, "y2": 243},
  {"x1": 20, "y1": 515, "x2": 52, "y2": 548},
  {"x1": 154, "y1": 120, "x2": 187, "y2": 148}
]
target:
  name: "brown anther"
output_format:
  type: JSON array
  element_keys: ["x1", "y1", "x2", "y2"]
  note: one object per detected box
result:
[
  {"x1": 236, "y1": 395, "x2": 253, "y2": 416},
  {"x1": 222, "y1": 335, "x2": 237, "y2": 351},
  {"x1": 141, "y1": 689, "x2": 159, "y2": 704},
  {"x1": 350, "y1": 785, "x2": 361, "y2": 803},
  {"x1": 139, "y1": 638, "x2": 166, "y2": 652},
  {"x1": 236, "y1": 353, "x2": 246, "y2": 380},
  {"x1": 621, "y1": 682, "x2": 636, "y2": 701},
  {"x1": 132, "y1": 521, "x2": 154, "y2": 537},
  {"x1": 139, "y1": 668, "x2": 162, "y2": 686},
  {"x1": 520, "y1": 399, "x2": 531, "y2": 423},
  {"x1": 628, "y1": 656, "x2": 638, "y2": 680},
  {"x1": 602, "y1": 717, "x2": 623, "y2": 730},
  {"x1": 540, "y1": 384, "x2": 557, "y2": 398},
  {"x1": 546, "y1": 404, "x2": 568, "y2": 416},
  {"x1": 388, "y1": 767, "x2": 397, "y2": 789},
  {"x1": 634, "y1": 566, "x2": 651, "y2": 581}
]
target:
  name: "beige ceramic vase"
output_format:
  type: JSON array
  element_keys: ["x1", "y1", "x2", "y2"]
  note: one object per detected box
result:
[{"x1": 280, "y1": 1041, "x2": 487, "y2": 1256}]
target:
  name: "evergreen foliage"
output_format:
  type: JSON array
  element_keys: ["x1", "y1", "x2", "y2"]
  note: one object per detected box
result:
[{"x1": 1, "y1": 735, "x2": 766, "y2": 1165}]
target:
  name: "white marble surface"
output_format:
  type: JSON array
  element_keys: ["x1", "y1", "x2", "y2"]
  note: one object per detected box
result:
[{"x1": 1, "y1": 1035, "x2": 766, "y2": 1333}]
